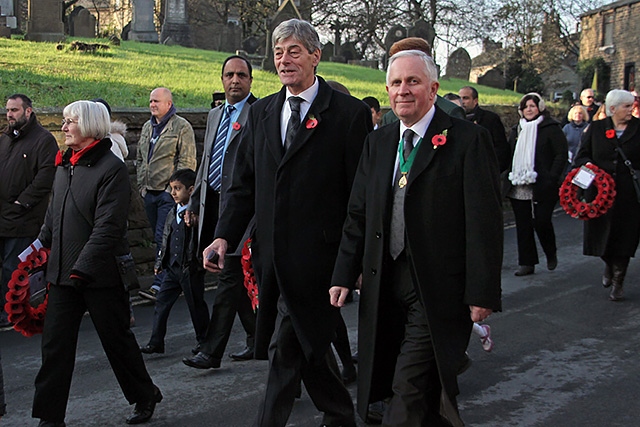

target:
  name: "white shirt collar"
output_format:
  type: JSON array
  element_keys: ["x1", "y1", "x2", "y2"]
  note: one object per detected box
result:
[{"x1": 399, "y1": 105, "x2": 436, "y2": 145}]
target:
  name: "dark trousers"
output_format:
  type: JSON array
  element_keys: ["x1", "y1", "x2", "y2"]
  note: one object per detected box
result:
[
  {"x1": 148, "y1": 265, "x2": 209, "y2": 347},
  {"x1": 254, "y1": 297, "x2": 355, "y2": 427},
  {"x1": 144, "y1": 190, "x2": 174, "y2": 288},
  {"x1": 200, "y1": 255, "x2": 256, "y2": 361},
  {"x1": 32, "y1": 285, "x2": 155, "y2": 422},
  {"x1": 509, "y1": 198, "x2": 557, "y2": 266},
  {"x1": 0, "y1": 236, "x2": 34, "y2": 320},
  {"x1": 383, "y1": 254, "x2": 451, "y2": 427}
]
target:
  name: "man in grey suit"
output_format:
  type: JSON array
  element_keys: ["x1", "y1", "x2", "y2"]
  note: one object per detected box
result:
[{"x1": 182, "y1": 55, "x2": 257, "y2": 369}]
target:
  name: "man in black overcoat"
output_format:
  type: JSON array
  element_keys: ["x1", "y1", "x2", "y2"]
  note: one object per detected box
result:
[
  {"x1": 204, "y1": 19, "x2": 372, "y2": 427},
  {"x1": 459, "y1": 85, "x2": 510, "y2": 172},
  {"x1": 330, "y1": 50, "x2": 503, "y2": 426}
]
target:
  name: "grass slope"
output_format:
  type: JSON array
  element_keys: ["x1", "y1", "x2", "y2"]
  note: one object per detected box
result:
[{"x1": 0, "y1": 37, "x2": 522, "y2": 108}]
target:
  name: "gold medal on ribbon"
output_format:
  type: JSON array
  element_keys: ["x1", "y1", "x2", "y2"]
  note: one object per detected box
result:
[{"x1": 398, "y1": 174, "x2": 407, "y2": 188}]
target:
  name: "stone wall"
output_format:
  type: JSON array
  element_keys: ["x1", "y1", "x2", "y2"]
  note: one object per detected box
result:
[{"x1": 580, "y1": 1, "x2": 640, "y2": 90}]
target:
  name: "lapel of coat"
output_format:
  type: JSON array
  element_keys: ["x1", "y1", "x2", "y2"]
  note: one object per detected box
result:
[
  {"x1": 263, "y1": 88, "x2": 287, "y2": 164},
  {"x1": 377, "y1": 122, "x2": 401, "y2": 215},
  {"x1": 281, "y1": 77, "x2": 332, "y2": 164},
  {"x1": 227, "y1": 94, "x2": 256, "y2": 144},
  {"x1": 619, "y1": 116, "x2": 640, "y2": 145},
  {"x1": 407, "y1": 107, "x2": 453, "y2": 187},
  {"x1": 204, "y1": 106, "x2": 223, "y2": 160}
]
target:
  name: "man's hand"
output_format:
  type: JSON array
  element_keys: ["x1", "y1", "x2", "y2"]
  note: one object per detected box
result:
[
  {"x1": 330, "y1": 286, "x2": 350, "y2": 307},
  {"x1": 203, "y1": 238, "x2": 227, "y2": 272},
  {"x1": 184, "y1": 211, "x2": 198, "y2": 228},
  {"x1": 470, "y1": 305, "x2": 493, "y2": 322}
]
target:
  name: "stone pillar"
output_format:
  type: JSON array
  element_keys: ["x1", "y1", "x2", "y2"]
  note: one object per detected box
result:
[
  {"x1": 129, "y1": 0, "x2": 158, "y2": 43},
  {"x1": 24, "y1": 0, "x2": 64, "y2": 42},
  {"x1": 159, "y1": 0, "x2": 191, "y2": 47}
]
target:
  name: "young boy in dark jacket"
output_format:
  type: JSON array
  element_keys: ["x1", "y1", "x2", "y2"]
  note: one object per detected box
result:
[{"x1": 140, "y1": 169, "x2": 209, "y2": 355}]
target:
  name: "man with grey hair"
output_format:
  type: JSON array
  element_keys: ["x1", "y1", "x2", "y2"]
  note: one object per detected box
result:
[
  {"x1": 330, "y1": 50, "x2": 503, "y2": 426},
  {"x1": 204, "y1": 18, "x2": 372, "y2": 427}
]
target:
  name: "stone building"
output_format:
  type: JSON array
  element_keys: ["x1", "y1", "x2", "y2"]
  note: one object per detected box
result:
[{"x1": 580, "y1": 0, "x2": 640, "y2": 91}]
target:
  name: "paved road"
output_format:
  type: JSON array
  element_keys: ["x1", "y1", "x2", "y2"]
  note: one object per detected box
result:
[{"x1": 2, "y1": 210, "x2": 640, "y2": 426}]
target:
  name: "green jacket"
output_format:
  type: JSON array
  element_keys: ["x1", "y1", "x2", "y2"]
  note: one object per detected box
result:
[
  {"x1": 136, "y1": 114, "x2": 196, "y2": 194},
  {"x1": 380, "y1": 95, "x2": 466, "y2": 126}
]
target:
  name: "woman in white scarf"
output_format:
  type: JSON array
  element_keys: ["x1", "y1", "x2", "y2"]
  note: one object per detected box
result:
[{"x1": 506, "y1": 93, "x2": 569, "y2": 276}]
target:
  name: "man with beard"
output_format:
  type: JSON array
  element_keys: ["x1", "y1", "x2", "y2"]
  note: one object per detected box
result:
[{"x1": 0, "y1": 94, "x2": 58, "y2": 327}]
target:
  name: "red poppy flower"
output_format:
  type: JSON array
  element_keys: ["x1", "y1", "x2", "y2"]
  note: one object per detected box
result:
[
  {"x1": 431, "y1": 134, "x2": 446, "y2": 148},
  {"x1": 232, "y1": 122, "x2": 241, "y2": 131},
  {"x1": 606, "y1": 129, "x2": 616, "y2": 139},
  {"x1": 306, "y1": 116, "x2": 318, "y2": 129}
]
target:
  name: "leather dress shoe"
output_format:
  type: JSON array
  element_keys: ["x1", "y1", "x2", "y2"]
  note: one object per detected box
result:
[
  {"x1": 547, "y1": 254, "x2": 558, "y2": 271},
  {"x1": 183, "y1": 352, "x2": 221, "y2": 369},
  {"x1": 341, "y1": 365, "x2": 357, "y2": 385},
  {"x1": 38, "y1": 421, "x2": 66, "y2": 427},
  {"x1": 514, "y1": 265, "x2": 535, "y2": 276},
  {"x1": 140, "y1": 343, "x2": 164, "y2": 354},
  {"x1": 229, "y1": 346, "x2": 254, "y2": 361},
  {"x1": 126, "y1": 385, "x2": 162, "y2": 424}
]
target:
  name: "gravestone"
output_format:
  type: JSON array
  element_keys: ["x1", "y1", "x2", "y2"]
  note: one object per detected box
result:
[
  {"x1": 0, "y1": 0, "x2": 13, "y2": 15},
  {"x1": 242, "y1": 36, "x2": 260, "y2": 54},
  {"x1": 0, "y1": 0, "x2": 17, "y2": 29},
  {"x1": 321, "y1": 41, "x2": 334, "y2": 62},
  {"x1": 408, "y1": 19, "x2": 435, "y2": 51},
  {"x1": 69, "y1": 7, "x2": 96, "y2": 38},
  {"x1": 338, "y1": 41, "x2": 359, "y2": 62},
  {"x1": 445, "y1": 48, "x2": 471, "y2": 80},
  {"x1": 0, "y1": 24, "x2": 10, "y2": 38},
  {"x1": 384, "y1": 24, "x2": 406, "y2": 55},
  {"x1": 129, "y1": 0, "x2": 158, "y2": 42},
  {"x1": 478, "y1": 68, "x2": 505, "y2": 89},
  {"x1": 24, "y1": 0, "x2": 64, "y2": 42},
  {"x1": 160, "y1": 0, "x2": 192, "y2": 47},
  {"x1": 263, "y1": 0, "x2": 302, "y2": 73}
]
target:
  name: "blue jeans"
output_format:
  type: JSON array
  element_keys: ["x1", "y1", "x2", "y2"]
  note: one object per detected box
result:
[
  {"x1": 144, "y1": 191, "x2": 174, "y2": 289},
  {"x1": 0, "y1": 236, "x2": 35, "y2": 320}
]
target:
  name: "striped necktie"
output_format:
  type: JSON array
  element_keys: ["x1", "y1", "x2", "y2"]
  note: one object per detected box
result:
[
  {"x1": 284, "y1": 96, "x2": 303, "y2": 151},
  {"x1": 208, "y1": 104, "x2": 235, "y2": 191}
]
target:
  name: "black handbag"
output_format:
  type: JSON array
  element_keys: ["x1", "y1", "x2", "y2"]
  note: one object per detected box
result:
[
  {"x1": 115, "y1": 253, "x2": 140, "y2": 291},
  {"x1": 615, "y1": 144, "x2": 640, "y2": 203}
]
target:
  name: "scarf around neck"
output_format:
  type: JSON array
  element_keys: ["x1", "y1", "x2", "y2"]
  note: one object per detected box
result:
[
  {"x1": 509, "y1": 115, "x2": 544, "y2": 185},
  {"x1": 151, "y1": 104, "x2": 177, "y2": 139}
]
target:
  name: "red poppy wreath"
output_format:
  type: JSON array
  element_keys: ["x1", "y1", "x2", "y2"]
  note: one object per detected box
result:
[
  {"x1": 241, "y1": 239, "x2": 259, "y2": 311},
  {"x1": 559, "y1": 164, "x2": 616, "y2": 220},
  {"x1": 4, "y1": 248, "x2": 50, "y2": 337}
]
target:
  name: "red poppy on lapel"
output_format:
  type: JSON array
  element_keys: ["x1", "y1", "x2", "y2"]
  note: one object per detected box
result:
[
  {"x1": 431, "y1": 129, "x2": 448, "y2": 149},
  {"x1": 605, "y1": 129, "x2": 615, "y2": 139},
  {"x1": 305, "y1": 115, "x2": 318, "y2": 129},
  {"x1": 232, "y1": 122, "x2": 241, "y2": 131}
]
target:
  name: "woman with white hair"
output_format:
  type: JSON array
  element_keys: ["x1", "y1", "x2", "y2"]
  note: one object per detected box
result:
[
  {"x1": 574, "y1": 89, "x2": 640, "y2": 301},
  {"x1": 505, "y1": 93, "x2": 568, "y2": 276},
  {"x1": 32, "y1": 100, "x2": 161, "y2": 426}
]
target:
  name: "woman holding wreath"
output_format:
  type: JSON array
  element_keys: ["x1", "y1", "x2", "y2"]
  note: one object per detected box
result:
[
  {"x1": 574, "y1": 89, "x2": 640, "y2": 301},
  {"x1": 32, "y1": 101, "x2": 161, "y2": 426},
  {"x1": 505, "y1": 93, "x2": 568, "y2": 276}
]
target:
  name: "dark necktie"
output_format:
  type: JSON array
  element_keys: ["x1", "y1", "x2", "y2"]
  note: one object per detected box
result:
[
  {"x1": 208, "y1": 104, "x2": 235, "y2": 191},
  {"x1": 403, "y1": 129, "x2": 415, "y2": 161},
  {"x1": 284, "y1": 96, "x2": 303, "y2": 151}
]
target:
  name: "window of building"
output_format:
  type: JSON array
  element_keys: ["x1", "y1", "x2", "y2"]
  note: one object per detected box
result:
[
  {"x1": 602, "y1": 13, "x2": 614, "y2": 46},
  {"x1": 625, "y1": 63, "x2": 636, "y2": 91}
]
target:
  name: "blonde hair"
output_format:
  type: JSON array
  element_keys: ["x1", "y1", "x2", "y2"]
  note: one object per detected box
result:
[
  {"x1": 567, "y1": 105, "x2": 589, "y2": 123},
  {"x1": 63, "y1": 100, "x2": 111, "y2": 140}
]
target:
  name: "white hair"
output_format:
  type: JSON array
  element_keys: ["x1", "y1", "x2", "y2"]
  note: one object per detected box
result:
[
  {"x1": 605, "y1": 89, "x2": 635, "y2": 116},
  {"x1": 63, "y1": 100, "x2": 111, "y2": 140},
  {"x1": 386, "y1": 50, "x2": 438, "y2": 86}
]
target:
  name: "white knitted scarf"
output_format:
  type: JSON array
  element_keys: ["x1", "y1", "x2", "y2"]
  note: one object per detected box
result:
[{"x1": 509, "y1": 116, "x2": 544, "y2": 185}]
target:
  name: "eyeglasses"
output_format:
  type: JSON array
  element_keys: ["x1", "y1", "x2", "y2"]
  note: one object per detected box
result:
[{"x1": 61, "y1": 118, "x2": 78, "y2": 126}]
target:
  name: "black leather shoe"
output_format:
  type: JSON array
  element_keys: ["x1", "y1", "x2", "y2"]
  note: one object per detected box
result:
[
  {"x1": 547, "y1": 254, "x2": 558, "y2": 271},
  {"x1": 229, "y1": 346, "x2": 254, "y2": 361},
  {"x1": 341, "y1": 365, "x2": 357, "y2": 385},
  {"x1": 126, "y1": 386, "x2": 162, "y2": 424},
  {"x1": 191, "y1": 343, "x2": 201, "y2": 355},
  {"x1": 140, "y1": 343, "x2": 164, "y2": 354},
  {"x1": 38, "y1": 421, "x2": 66, "y2": 427},
  {"x1": 183, "y1": 352, "x2": 221, "y2": 369},
  {"x1": 514, "y1": 265, "x2": 535, "y2": 276}
]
